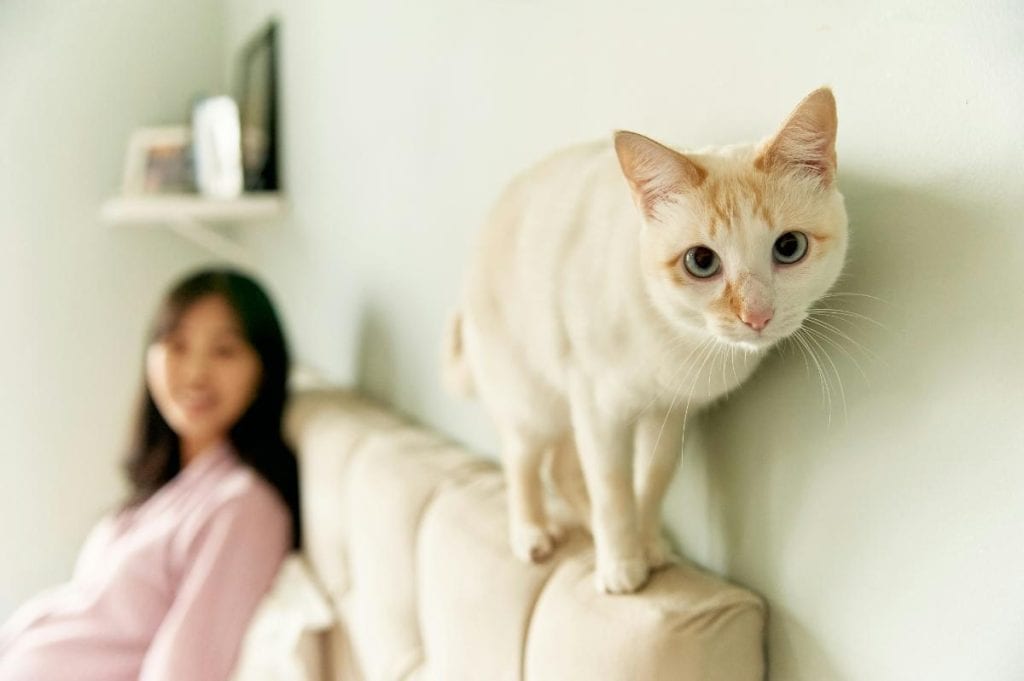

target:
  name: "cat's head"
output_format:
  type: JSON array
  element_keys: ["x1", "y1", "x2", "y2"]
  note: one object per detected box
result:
[{"x1": 615, "y1": 88, "x2": 848, "y2": 351}]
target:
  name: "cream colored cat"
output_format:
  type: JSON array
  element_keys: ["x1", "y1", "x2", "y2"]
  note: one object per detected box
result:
[{"x1": 445, "y1": 88, "x2": 848, "y2": 594}]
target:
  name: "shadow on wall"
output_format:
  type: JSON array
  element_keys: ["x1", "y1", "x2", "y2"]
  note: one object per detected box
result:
[
  {"x1": 767, "y1": 603, "x2": 846, "y2": 681},
  {"x1": 682, "y1": 169, "x2": 1006, "y2": 678},
  {"x1": 697, "y1": 169, "x2": 999, "y2": 563},
  {"x1": 354, "y1": 300, "x2": 398, "y2": 406}
]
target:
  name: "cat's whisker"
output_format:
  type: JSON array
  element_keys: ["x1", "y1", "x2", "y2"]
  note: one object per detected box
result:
[
  {"x1": 794, "y1": 328, "x2": 832, "y2": 425},
  {"x1": 642, "y1": 337, "x2": 715, "y2": 467},
  {"x1": 708, "y1": 343, "x2": 720, "y2": 391},
  {"x1": 720, "y1": 344, "x2": 729, "y2": 390},
  {"x1": 801, "y1": 324, "x2": 870, "y2": 385},
  {"x1": 786, "y1": 332, "x2": 812, "y2": 378},
  {"x1": 802, "y1": 327, "x2": 848, "y2": 424},
  {"x1": 681, "y1": 339, "x2": 721, "y2": 436},
  {"x1": 805, "y1": 313, "x2": 878, "y2": 352},
  {"x1": 793, "y1": 330, "x2": 823, "y2": 403},
  {"x1": 633, "y1": 336, "x2": 712, "y2": 427},
  {"x1": 807, "y1": 332, "x2": 838, "y2": 427},
  {"x1": 647, "y1": 341, "x2": 701, "y2": 438},
  {"x1": 820, "y1": 290, "x2": 893, "y2": 306},
  {"x1": 626, "y1": 342, "x2": 692, "y2": 428},
  {"x1": 650, "y1": 339, "x2": 715, "y2": 467},
  {"x1": 804, "y1": 316, "x2": 882, "y2": 363},
  {"x1": 680, "y1": 344, "x2": 713, "y2": 431},
  {"x1": 632, "y1": 335, "x2": 708, "y2": 421},
  {"x1": 679, "y1": 340, "x2": 715, "y2": 416},
  {"x1": 808, "y1": 307, "x2": 888, "y2": 331},
  {"x1": 802, "y1": 315, "x2": 868, "y2": 350}
]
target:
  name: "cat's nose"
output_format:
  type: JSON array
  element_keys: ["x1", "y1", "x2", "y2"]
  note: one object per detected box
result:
[{"x1": 739, "y1": 309, "x2": 773, "y2": 332}]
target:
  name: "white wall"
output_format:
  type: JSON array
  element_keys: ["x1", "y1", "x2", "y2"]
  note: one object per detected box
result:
[
  {"x1": 0, "y1": 0, "x2": 227, "y2": 617},
  {"x1": 224, "y1": 2, "x2": 1024, "y2": 679}
]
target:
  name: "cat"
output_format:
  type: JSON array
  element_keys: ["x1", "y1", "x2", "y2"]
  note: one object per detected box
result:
[{"x1": 444, "y1": 88, "x2": 848, "y2": 594}]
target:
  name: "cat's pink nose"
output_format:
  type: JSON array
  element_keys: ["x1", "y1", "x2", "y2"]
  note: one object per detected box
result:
[{"x1": 740, "y1": 309, "x2": 773, "y2": 332}]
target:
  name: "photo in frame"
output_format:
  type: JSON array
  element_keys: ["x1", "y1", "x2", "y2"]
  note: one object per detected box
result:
[
  {"x1": 236, "y1": 21, "x2": 280, "y2": 191},
  {"x1": 120, "y1": 126, "x2": 194, "y2": 195}
]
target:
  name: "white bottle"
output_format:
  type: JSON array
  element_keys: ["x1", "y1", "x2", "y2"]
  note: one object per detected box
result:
[{"x1": 192, "y1": 96, "x2": 244, "y2": 199}]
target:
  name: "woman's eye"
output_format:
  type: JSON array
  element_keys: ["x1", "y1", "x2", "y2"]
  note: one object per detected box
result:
[
  {"x1": 214, "y1": 346, "x2": 240, "y2": 359},
  {"x1": 683, "y1": 246, "x2": 721, "y2": 279},
  {"x1": 773, "y1": 231, "x2": 808, "y2": 264}
]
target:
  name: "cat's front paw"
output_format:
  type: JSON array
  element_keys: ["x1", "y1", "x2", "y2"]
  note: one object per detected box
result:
[
  {"x1": 643, "y1": 534, "x2": 679, "y2": 570},
  {"x1": 594, "y1": 556, "x2": 650, "y2": 594},
  {"x1": 509, "y1": 521, "x2": 561, "y2": 563}
]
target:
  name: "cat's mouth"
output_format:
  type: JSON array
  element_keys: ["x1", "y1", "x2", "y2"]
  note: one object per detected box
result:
[
  {"x1": 715, "y1": 320, "x2": 799, "y2": 352},
  {"x1": 724, "y1": 335, "x2": 777, "y2": 352},
  {"x1": 715, "y1": 306, "x2": 813, "y2": 348}
]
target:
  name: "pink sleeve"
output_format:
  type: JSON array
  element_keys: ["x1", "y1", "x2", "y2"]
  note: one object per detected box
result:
[{"x1": 139, "y1": 489, "x2": 291, "y2": 681}]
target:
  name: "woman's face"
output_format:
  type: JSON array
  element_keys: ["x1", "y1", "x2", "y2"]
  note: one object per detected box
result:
[{"x1": 146, "y1": 294, "x2": 262, "y2": 457}]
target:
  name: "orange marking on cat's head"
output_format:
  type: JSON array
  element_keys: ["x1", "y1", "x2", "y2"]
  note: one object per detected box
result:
[
  {"x1": 707, "y1": 213, "x2": 721, "y2": 239},
  {"x1": 745, "y1": 176, "x2": 772, "y2": 225},
  {"x1": 707, "y1": 179, "x2": 734, "y2": 227},
  {"x1": 699, "y1": 173, "x2": 773, "y2": 235},
  {"x1": 707, "y1": 279, "x2": 744, "y2": 319},
  {"x1": 723, "y1": 280, "x2": 744, "y2": 318},
  {"x1": 664, "y1": 255, "x2": 687, "y2": 286}
]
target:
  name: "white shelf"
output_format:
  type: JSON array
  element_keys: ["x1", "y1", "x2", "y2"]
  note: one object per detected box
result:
[
  {"x1": 101, "y1": 193, "x2": 285, "y2": 266},
  {"x1": 101, "y1": 193, "x2": 284, "y2": 225}
]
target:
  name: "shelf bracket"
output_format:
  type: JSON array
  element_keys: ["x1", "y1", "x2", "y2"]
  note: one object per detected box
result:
[{"x1": 166, "y1": 218, "x2": 256, "y2": 268}]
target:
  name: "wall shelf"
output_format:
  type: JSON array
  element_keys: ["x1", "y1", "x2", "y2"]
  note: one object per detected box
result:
[{"x1": 101, "y1": 193, "x2": 285, "y2": 266}]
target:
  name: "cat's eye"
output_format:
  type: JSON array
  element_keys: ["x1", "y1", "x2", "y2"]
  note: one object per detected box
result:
[
  {"x1": 773, "y1": 231, "x2": 808, "y2": 265},
  {"x1": 683, "y1": 246, "x2": 721, "y2": 279}
]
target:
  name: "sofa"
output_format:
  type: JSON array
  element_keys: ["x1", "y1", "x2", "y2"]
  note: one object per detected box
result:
[{"x1": 239, "y1": 387, "x2": 767, "y2": 680}]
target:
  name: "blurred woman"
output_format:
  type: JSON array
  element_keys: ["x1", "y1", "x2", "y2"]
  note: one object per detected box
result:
[{"x1": 0, "y1": 269, "x2": 300, "y2": 681}]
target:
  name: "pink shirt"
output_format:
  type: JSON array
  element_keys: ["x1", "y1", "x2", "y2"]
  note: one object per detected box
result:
[{"x1": 0, "y1": 443, "x2": 291, "y2": 681}]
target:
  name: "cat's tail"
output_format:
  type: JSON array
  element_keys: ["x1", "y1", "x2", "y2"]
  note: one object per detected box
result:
[{"x1": 442, "y1": 308, "x2": 476, "y2": 398}]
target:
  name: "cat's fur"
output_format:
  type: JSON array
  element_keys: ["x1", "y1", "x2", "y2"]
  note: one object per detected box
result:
[{"x1": 445, "y1": 88, "x2": 848, "y2": 593}]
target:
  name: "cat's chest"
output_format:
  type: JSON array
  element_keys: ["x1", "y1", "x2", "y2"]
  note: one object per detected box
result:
[{"x1": 605, "y1": 339, "x2": 763, "y2": 415}]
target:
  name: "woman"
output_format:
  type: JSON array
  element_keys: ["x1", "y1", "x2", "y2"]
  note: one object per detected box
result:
[{"x1": 0, "y1": 269, "x2": 301, "y2": 680}]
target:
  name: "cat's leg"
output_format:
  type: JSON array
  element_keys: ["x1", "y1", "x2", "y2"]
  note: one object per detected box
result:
[
  {"x1": 634, "y1": 409, "x2": 684, "y2": 569},
  {"x1": 501, "y1": 428, "x2": 559, "y2": 563},
  {"x1": 568, "y1": 374, "x2": 648, "y2": 594},
  {"x1": 461, "y1": 318, "x2": 565, "y2": 562},
  {"x1": 546, "y1": 435, "x2": 591, "y2": 529}
]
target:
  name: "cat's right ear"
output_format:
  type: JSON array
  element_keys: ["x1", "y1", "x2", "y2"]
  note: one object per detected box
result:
[{"x1": 614, "y1": 131, "x2": 706, "y2": 221}]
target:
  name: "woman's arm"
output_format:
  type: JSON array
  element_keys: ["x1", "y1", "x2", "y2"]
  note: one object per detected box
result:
[{"x1": 139, "y1": 488, "x2": 290, "y2": 681}]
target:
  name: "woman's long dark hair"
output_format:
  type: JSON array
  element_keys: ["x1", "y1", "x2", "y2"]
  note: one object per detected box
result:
[{"x1": 123, "y1": 269, "x2": 301, "y2": 549}]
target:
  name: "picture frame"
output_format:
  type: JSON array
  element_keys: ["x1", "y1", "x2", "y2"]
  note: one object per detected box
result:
[
  {"x1": 121, "y1": 126, "x2": 194, "y2": 195},
  {"x1": 236, "y1": 20, "x2": 279, "y2": 191}
]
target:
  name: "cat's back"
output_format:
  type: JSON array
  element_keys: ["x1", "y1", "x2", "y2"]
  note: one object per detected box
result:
[
  {"x1": 494, "y1": 139, "x2": 620, "y2": 224},
  {"x1": 467, "y1": 137, "x2": 630, "y2": 297},
  {"x1": 461, "y1": 137, "x2": 641, "y2": 387}
]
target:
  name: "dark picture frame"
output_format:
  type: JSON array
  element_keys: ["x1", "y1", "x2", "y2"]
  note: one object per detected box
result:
[{"x1": 236, "y1": 21, "x2": 280, "y2": 191}]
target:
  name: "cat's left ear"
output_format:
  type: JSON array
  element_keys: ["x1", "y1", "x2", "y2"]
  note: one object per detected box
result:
[
  {"x1": 756, "y1": 87, "x2": 838, "y2": 187},
  {"x1": 615, "y1": 131, "x2": 707, "y2": 220}
]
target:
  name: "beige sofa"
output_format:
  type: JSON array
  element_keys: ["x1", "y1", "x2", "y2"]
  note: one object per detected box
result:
[{"x1": 279, "y1": 388, "x2": 766, "y2": 680}]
